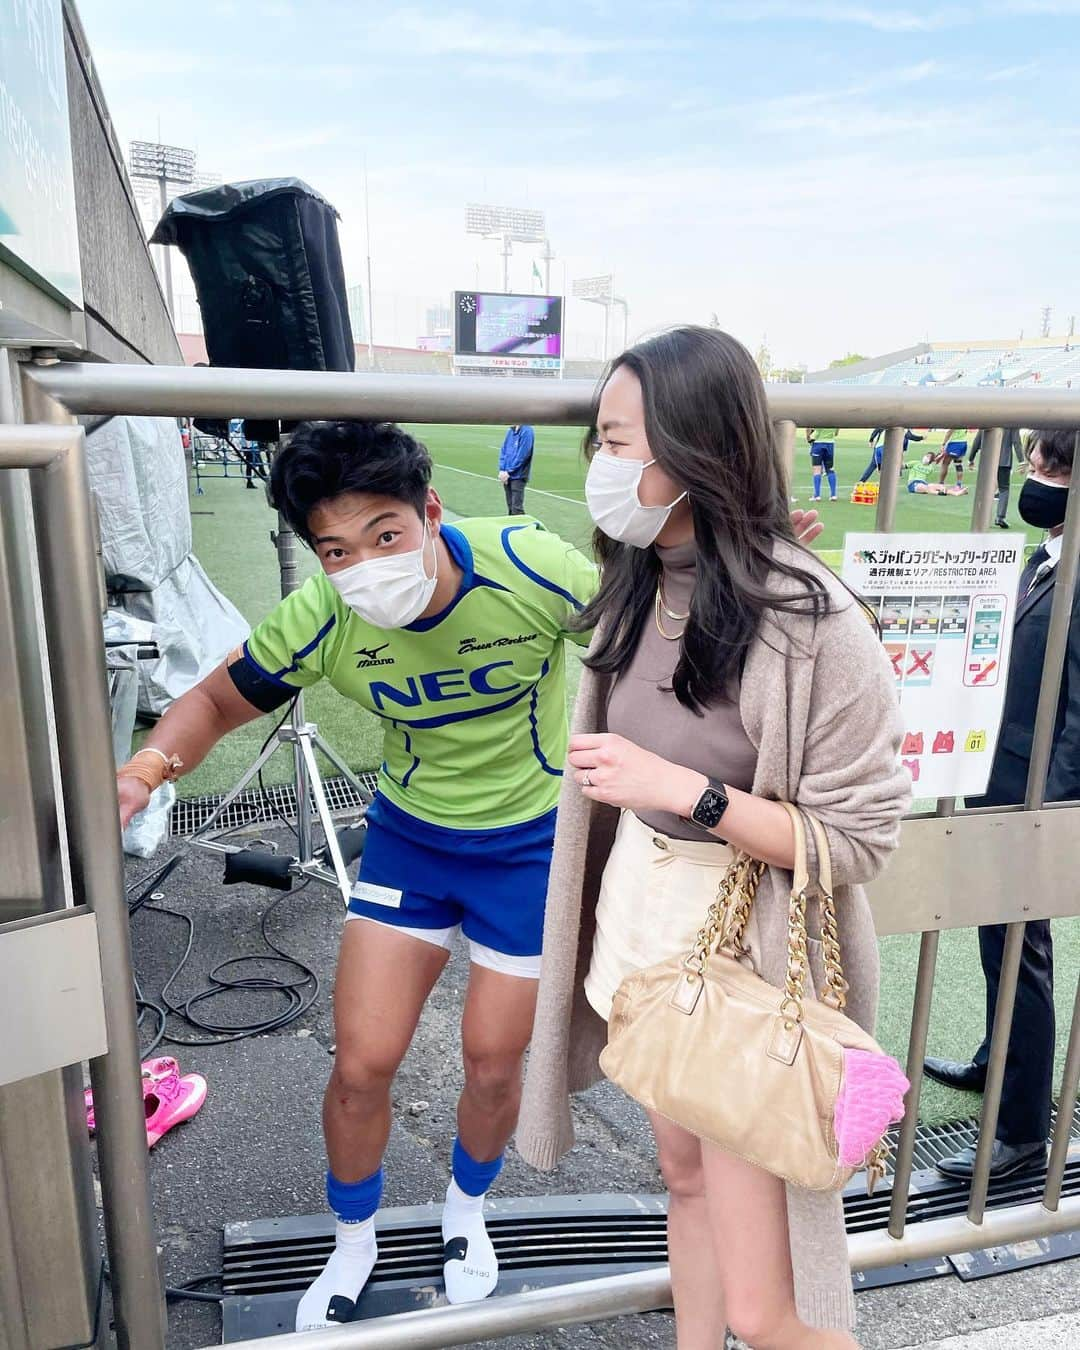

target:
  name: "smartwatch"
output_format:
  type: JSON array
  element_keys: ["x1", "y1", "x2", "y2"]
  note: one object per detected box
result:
[{"x1": 689, "y1": 777, "x2": 730, "y2": 831}]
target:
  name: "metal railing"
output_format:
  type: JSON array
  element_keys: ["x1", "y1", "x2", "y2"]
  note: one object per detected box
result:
[{"x1": 8, "y1": 357, "x2": 1080, "y2": 1350}]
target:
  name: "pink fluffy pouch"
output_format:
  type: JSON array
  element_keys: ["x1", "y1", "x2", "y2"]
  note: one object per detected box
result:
[{"x1": 834, "y1": 1047, "x2": 910, "y2": 1168}]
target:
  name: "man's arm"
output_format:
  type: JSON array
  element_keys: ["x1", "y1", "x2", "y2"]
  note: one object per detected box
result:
[
  {"x1": 497, "y1": 429, "x2": 513, "y2": 473},
  {"x1": 117, "y1": 660, "x2": 270, "y2": 827}
]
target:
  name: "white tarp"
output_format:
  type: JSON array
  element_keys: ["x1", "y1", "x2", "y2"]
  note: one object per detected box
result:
[{"x1": 87, "y1": 415, "x2": 248, "y2": 717}]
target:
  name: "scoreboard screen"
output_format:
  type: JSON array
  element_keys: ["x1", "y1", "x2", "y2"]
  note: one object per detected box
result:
[{"x1": 454, "y1": 291, "x2": 563, "y2": 359}]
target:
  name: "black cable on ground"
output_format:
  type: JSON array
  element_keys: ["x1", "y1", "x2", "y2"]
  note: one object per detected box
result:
[
  {"x1": 126, "y1": 693, "x2": 323, "y2": 1052},
  {"x1": 103, "y1": 1265, "x2": 226, "y2": 1306},
  {"x1": 165, "y1": 1271, "x2": 226, "y2": 1304},
  {"x1": 137, "y1": 880, "x2": 319, "y2": 1047}
]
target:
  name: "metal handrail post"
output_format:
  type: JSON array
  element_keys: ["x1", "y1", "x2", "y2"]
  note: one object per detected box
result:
[
  {"x1": 874, "y1": 426, "x2": 905, "y2": 531},
  {"x1": 888, "y1": 929, "x2": 939, "y2": 1238},
  {"x1": 967, "y1": 434, "x2": 1080, "y2": 1221},
  {"x1": 16, "y1": 368, "x2": 167, "y2": 1350},
  {"x1": 204, "y1": 1268, "x2": 673, "y2": 1350},
  {"x1": 1023, "y1": 434, "x2": 1080, "y2": 809},
  {"x1": 970, "y1": 427, "x2": 1002, "y2": 530},
  {"x1": 1043, "y1": 976, "x2": 1080, "y2": 1210},
  {"x1": 774, "y1": 418, "x2": 796, "y2": 497}
]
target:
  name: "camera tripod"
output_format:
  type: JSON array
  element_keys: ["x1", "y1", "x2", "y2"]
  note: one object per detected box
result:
[{"x1": 191, "y1": 439, "x2": 370, "y2": 905}]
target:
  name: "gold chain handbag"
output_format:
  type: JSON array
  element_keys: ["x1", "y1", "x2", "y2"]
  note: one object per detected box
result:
[{"x1": 598, "y1": 803, "x2": 908, "y2": 1193}]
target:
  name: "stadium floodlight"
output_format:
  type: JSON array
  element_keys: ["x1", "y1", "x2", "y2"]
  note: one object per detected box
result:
[
  {"x1": 466, "y1": 203, "x2": 547, "y2": 293},
  {"x1": 129, "y1": 141, "x2": 198, "y2": 318},
  {"x1": 129, "y1": 140, "x2": 196, "y2": 183},
  {"x1": 572, "y1": 274, "x2": 627, "y2": 359},
  {"x1": 572, "y1": 274, "x2": 614, "y2": 302}
]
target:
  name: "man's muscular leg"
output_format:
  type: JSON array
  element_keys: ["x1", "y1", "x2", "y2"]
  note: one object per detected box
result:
[
  {"x1": 296, "y1": 920, "x2": 448, "y2": 1329},
  {"x1": 325, "y1": 920, "x2": 448, "y2": 1177},
  {"x1": 441, "y1": 962, "x2": 539, "y2": 1304}
]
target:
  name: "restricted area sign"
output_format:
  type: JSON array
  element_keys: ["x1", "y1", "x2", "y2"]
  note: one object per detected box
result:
[{"x1": 841, "y1": 533, "x2": 1025, "y2": 799}]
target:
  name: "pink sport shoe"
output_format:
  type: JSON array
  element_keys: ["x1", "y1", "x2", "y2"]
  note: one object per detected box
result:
[
  {"x1": 145, "y1": 1072, "x2": 207, "y2": 1149},
  {"x1": 85, "y1": 1056, "x2": 180, "y2": 1134}
]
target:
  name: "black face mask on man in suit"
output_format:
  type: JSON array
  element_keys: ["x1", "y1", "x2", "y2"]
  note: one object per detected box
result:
[{"x1": 1018, "y1": 478, "x2": 1069, "y2": 530}]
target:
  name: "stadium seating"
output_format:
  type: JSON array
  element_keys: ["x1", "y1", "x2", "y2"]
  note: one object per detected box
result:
[{"x1": 828, "y1": 343, "x2": 1080, "y2": 390}]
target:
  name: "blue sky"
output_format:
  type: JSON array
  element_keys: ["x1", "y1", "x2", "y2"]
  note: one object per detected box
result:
[{"x1": 78, "y1": 0, "x2": 1080, "y2": 367}]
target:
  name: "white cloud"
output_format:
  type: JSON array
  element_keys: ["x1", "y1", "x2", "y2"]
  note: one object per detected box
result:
[
  {"x1": 706, "y1": 3, "x2": 975, "y2": 32},
  {"x1": 369, "y1": 8, "x2": 680, "y2": 58},
  {"x1": 460, "y1": 60, "x2": 632, "y2": 103},
  {"x1": 727, "y1": 0, "x2": 1080, "y2": 25},
  {"x1": 993, "y1": 0, "x2": 1080, "y2": 13},
  {"x1": 985, "y1": 59, "x2": 1041, "y2": 79}
]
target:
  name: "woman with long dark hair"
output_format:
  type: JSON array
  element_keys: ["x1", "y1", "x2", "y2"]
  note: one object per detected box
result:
[{"x1": 518, "y1": 326, "x2": 909, "y2": 1348}]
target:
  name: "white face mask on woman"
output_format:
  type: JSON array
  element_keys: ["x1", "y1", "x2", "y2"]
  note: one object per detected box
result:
[
  {"x1": 325, "y1": 523, "x2": 438, "y2": 629},
  {"x1": 584, "y1": 451, "x2": 688, "y2": 548}
]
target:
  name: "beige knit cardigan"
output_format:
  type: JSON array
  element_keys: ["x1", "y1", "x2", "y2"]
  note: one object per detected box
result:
[{"x1": 516, "y1": 543, "x2": 911, "y2": 1331}]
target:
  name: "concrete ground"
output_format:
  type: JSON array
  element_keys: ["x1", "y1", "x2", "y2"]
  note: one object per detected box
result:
[{"x1": 114, "y1": 833, "x2": 1079, "y2": 1349}]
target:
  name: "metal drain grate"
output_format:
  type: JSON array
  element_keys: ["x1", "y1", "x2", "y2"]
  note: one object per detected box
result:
[
  {"x1": 222, "y1": 1140, "x2": 1080, "y2": 1299},
  {"x1": 884, "y1": 1097, "x2": 1080, "y2": 1174},
  {"x1": 169, "y1": 773, "x2": 378, "y2": 837},
  {"x1": 221, "y1": 1133, "x2": 1080, "y2": 1340},
  {"x1": 221, "y1": 1145, "x2": 1080, "y2": 1341}
]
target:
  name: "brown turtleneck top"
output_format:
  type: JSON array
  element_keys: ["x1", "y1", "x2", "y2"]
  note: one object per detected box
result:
[{"x1": 605, "y1": 538, "x2": 758, "y2": 840}]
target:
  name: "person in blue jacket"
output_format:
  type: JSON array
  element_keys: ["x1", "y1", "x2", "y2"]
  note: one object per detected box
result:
[{"x1": 498, "y1": 424, "x2": 535, "y2": 514}]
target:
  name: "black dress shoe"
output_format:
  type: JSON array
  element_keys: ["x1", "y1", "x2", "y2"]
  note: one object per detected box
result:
[
  {"x1": 936, "y1": 1139, "x2": 1046, "y2": 1182},
  {"x1": 923, "y1": 1057, "x2": 986, "y2": 1092}
]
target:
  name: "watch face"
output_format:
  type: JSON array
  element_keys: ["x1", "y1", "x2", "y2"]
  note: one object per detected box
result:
[{"x1": 693, "y1": 786, "x2": 728, "y2": 830}]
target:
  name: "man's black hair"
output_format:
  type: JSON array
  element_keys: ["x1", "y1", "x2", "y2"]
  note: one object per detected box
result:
[
  {"x1": 270, "y1": 421, "x2": 433, "y2": 544},
  {"x1": 1031, "y1": 428, "x2": 1078, "y2": 478}
]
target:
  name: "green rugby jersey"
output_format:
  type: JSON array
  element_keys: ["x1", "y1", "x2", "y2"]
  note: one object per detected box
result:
[{"x1": 242, "y1": 518, "x2": 598, "y2": 829}]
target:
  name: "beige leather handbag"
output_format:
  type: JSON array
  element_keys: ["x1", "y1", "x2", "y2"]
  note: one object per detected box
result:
[{"x1": 599, "y1": 803, "x2": 908, "y2": 1193}]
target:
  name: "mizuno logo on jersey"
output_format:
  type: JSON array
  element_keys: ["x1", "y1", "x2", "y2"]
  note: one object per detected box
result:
[
  {"x1": 355, "y1": 643, "x2": 394, "y2": 669},
  {"x1": 458, "y1": 632, "x2": 538, "y2": 655}
]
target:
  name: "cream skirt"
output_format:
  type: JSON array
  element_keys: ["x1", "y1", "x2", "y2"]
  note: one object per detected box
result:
[{"x1": 584, "y1": 809, "x2": 745, "y2": 1023}]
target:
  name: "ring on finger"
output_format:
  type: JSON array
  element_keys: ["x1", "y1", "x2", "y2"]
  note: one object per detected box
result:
[{"x1": 582, "y1": 771, "x2": 592, "y2": 788}]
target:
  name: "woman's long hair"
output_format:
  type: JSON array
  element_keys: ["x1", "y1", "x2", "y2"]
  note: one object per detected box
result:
[{"x1": 577, "y1": 325, "x2": 833, "y2": 713}]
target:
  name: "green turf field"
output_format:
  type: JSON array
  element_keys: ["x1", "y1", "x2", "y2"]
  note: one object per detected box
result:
[{"x1": 185, "y1": 429, "x2": 1075, "y2": 1127}]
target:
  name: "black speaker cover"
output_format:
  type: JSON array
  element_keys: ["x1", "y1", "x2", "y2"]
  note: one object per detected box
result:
[{"x1": 152, "y1": 178, "x2": 355, "y2": 440}]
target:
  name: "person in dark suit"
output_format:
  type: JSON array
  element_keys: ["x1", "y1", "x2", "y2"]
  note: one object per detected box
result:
[
  {"x1": 926, "y1": 428, "x2": 1080, "y2": 1180},
  {"x1": 968, "y1": 427, "x2": 1024, "y2": 527},
  {"x1": 497, "y1": 424, "x2": 534, "y2": 515}
]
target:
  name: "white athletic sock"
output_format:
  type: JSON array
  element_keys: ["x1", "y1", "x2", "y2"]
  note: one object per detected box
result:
[
  {"x1": 442, "y1": 1177, "x2": 498, "y2": 1304},
  {"x1": 294, "y1": 1217, "x2": 378, "y2": 1330}
]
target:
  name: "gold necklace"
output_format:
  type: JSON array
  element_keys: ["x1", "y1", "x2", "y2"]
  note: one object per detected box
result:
[
  {"x1": 657, "y1": 575, "x2": 690, "y2": 621},
  {"x1": 654, "y1": 586, "x2": 686, "y2": 641}
]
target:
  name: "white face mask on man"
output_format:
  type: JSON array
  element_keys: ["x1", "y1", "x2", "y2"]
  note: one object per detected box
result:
[
  {"x1": 324, "y1": 523, "x2": 438, "y2": 629},
  {"x1": 584, "y1": 452, "x2": 688, "y2": 548}
]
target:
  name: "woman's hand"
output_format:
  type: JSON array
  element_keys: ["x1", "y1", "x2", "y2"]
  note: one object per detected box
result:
[
  {"x1": 790, "y1": 507, "x2": 823, "y2": 546},
  {"x1": 568, "y1": 733, "x2": 705, "y2": 817},
  {"x1": 117, "y1": 775, "x2": 151, "y2": 830}
]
